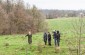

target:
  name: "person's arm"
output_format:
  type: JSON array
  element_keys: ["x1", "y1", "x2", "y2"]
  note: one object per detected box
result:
[
  {"x1": 25, "y1": 34, "x2": 28, "y2": 37},
  {"x1": 31, "y1": 34, "x2": 32, "y2": 37}
]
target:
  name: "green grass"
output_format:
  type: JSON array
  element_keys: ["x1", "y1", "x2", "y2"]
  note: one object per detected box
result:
[{"x1": 0, "y1": 17, "x2": 85, "y2": 55}]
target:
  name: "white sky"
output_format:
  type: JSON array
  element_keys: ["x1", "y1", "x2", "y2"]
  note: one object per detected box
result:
[{"x1": 24, "y1": 0, "x2": 85, "y2": 10}]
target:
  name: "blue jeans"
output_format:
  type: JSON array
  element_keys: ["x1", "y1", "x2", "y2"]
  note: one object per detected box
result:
[
  {"x1": 57, "y1": 39, "x2": 60, "y2": 46},
  {"x1": 54, "y1": 39, "x2": 60, "y2": 46},
  {"x1": 54, "y1": 39, "x2": 57, "y2": 46}
]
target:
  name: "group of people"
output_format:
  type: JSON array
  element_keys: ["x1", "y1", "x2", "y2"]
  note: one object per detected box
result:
[
  {"x1": 43, "y1": 30, "x2": 60, "y2": 46},
  {"x1": 25, "y1": 30, "x2": 60, "y2": 47},
  {"x1": 43, "y1": 32, "x2": 51, "y2": 46}
]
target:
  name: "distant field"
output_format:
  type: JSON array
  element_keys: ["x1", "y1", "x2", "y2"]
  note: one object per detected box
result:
[{"x1": 0, "y1": 17, "x2": 85, "y2": 55}]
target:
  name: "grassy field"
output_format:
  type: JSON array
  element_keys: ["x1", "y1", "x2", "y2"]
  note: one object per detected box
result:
[{"x1": 0, "y1": 17, "x2": 85, "y2": 55}]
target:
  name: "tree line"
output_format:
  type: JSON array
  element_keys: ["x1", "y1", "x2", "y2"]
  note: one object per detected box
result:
[
  {"x1": 0, "y1": 0, "x2": 46, "y2": 35},
  {"x1": 41, "y1": 9, "x2": 85, "y2": 19}
]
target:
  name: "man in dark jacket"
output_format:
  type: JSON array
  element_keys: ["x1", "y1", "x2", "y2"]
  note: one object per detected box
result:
[
  {"x1": 56, "y1": 31, "x2": 60, "y2": 46},
  {"x1": 53, "y1": 31, "x2": 57, "y2": 46},
  {"x1": 25, "y1": 31, "x2": 32, "y2": 44},
  {"x1": 48, "y1": 32, "x2": 51, "y2": 46},
  {"x1": 43, "y1": 32, "x2": 47, "y2": 45}
]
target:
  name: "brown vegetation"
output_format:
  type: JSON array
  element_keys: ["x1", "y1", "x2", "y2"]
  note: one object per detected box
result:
[{"x1": 0, "y1": 0, "x2": 46, "y2": 35}]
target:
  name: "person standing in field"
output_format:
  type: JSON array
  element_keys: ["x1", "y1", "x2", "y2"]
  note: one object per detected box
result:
[
  {"x1": 25, "y1": 31, "x2": 32, "y2": 44},
  {"x1": 48, "y1": 32, "x2": 51, "y2": 46},
  {"x1": 56, "y1": 31, "x2": 60, "y2": 46},
  {"x1": 43, "y1": 32, "x2": 47, "y2": 45},
  {"x1": 53, "y1": 31, "x2": 57, "y2": 46}
]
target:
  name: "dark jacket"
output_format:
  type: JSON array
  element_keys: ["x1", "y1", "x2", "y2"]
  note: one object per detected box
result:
[
  {"x1": 48, "y1": 33, "x2": 51, "y2": 41},
  {"x1": 53, "y1": 32, "x2": 57, "y2": 39},
  {"x1": 56, "y1": 33, "x2": 60, "y2": 40},
  {"x1": 26, "y1": 34, "x2": 32, "y2": 44},
  {"x1": 43, "y1": 33, "x2": 47, "y2": 42}
]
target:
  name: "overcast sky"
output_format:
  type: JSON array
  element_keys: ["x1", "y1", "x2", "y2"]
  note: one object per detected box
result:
[{"x1": 24, "y1": 0, "x2": 85, "y2": 10}]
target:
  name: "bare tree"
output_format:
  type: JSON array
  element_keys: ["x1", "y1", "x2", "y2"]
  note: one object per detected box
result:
[
  {"x1": 0, "y1": 6, "x2": 9, "y2": 34},
  {"x1": 0, "y1": 0, "x2": 47, "y2": 34},
  {"x1": 30, "y1": 5, "x2": 46, "y2": 32},
  {"x1": 66, "y1": 13, "x2": 85, "y2": 55}
]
